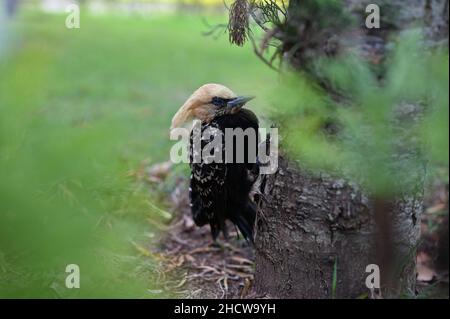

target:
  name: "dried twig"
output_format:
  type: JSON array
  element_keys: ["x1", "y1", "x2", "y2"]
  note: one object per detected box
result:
[{"x1": 249, "y1": 33, "x2": 279, "y2": 72}]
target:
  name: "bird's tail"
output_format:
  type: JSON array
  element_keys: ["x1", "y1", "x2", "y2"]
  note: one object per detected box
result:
[{"x1": 231, "y1": 201, "x2": 256, "y2": 244}]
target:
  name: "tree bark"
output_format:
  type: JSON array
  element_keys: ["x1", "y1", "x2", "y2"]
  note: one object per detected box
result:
[
  {"x1": 254, "y1": 155, "x2": 424, "y2": 298},
  {"x1": 248, "y1": 0, "x2": 442, "y2": 299}
]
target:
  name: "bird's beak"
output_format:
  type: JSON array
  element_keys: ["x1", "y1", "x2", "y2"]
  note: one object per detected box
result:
[{"x1": 227, "y1": 96, "x2": 255, "y2": 108}]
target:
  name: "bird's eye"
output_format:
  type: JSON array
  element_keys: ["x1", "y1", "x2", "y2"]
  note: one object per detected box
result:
[{"x1": 211, "y1": 97, "x2": 229, "y2": 107}]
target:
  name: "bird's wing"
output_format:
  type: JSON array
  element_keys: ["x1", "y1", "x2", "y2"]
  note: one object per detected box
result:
[{"x1": 189, "y1": 123, "x2": 227, "y2": 227}]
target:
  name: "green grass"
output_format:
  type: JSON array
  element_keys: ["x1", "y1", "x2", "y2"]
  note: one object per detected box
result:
[
  {"x1": 0, "y1": 10, "x2": 275, "y2": 298},
  {"x1": 331, "y1": 258, "x2": 337, "y2": 299}
]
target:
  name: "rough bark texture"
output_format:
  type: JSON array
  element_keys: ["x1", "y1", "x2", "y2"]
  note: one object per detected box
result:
[
  {"x1": 250, "y1": 0, "x2": 445, "y2": 300},
  {"x1": 254, "y1": 155, "x2": 424, "y2": 298}
]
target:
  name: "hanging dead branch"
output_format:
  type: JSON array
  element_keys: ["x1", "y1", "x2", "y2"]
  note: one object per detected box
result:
[{"x1": 228, "y1": 0, "x2": 251, "y2": 46}]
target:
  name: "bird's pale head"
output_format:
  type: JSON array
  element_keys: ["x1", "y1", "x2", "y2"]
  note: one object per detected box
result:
[{"x1": 171, "y1": 83, "x2": 254, "y2": 129}]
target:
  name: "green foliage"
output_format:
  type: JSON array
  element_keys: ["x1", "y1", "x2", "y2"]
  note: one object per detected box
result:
[
  {"x1": 265, "y1": 32, "x2": 448, "y2": 195},
  {"x1": 0, "y1": 10, "x2": 273, "y2": 297},
  {"x1": 247, "y1": 0, "x2": 353, "y2": 69}
]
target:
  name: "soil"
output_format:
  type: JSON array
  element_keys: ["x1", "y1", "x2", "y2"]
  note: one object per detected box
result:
[
  {"x1": 153, "y1": 178, "x2": 261, "y2": 299},
  {"x1": 150, "y1": 174, "x2": 448, "y2": 299}
]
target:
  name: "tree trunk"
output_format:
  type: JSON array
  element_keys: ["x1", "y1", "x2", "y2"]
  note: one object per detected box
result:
[
  {"x1": 254, "y1": 155, "x2": 424, "y2": 298},
  {"x1": 249, "y1": 0, "x2": 442, "y2": 299}
]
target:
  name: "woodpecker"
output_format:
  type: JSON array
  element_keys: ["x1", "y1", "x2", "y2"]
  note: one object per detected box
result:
[{"x1": 171, "y1": 84, "x2": 259, "y2": 243}]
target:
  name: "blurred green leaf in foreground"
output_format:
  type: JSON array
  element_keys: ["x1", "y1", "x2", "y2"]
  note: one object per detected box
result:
[
  {"x1": 0, "y1": 6, "x2": 274, "y2": 297},
  {"x1": 266, "y1": 32, "x2": 448, "y2": 196}
]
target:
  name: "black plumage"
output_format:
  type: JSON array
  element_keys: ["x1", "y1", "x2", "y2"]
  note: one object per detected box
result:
[{"x1": 189, "y1": 108, "x2": 259, "y2": 242}]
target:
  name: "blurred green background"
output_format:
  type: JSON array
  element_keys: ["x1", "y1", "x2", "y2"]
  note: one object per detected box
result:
[
  {"x1": 1, "y1": 0, "x2": 448, "y2": 299},
  {"x1": 0, "y1": 1, "x2": 274, "y2": 298}
]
